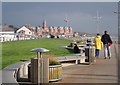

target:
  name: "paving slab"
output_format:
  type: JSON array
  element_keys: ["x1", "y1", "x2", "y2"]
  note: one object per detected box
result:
[
  {"x1": 56, "y1": 44, "x2": 118, "y2": 83},
  {"x1": 0, "y1": 70, "x2": 2, "y2": 85}
]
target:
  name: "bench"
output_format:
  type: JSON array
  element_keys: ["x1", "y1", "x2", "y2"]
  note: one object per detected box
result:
[
  {"x1": 56, "y1": 56, "x2": 86, "y2": 64},
  {"x1": 63, "y1": 45, "x2": 85, "y2": 54},
  {"x1": 2, "y1": 60, "x2": 30, "y2": 84}
]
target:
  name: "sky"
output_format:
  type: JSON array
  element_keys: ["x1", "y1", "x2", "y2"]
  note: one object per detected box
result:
[
  {"x1": 2, "y1": 2, "x2": 119, "y2": 36},
  {"x1": 1, "y1": 0, "x2": 120, "y2": 2}
]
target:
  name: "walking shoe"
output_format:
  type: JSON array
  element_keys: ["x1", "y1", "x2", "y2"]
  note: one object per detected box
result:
[
  {"x1": 109, "y1": 57, "x2": 111, "y2": 59},
  {"x1": 104, "y1": 57, "x2": 107, "y2": 59}
]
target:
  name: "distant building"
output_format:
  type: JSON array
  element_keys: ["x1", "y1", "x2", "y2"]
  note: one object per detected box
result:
[
  {"x1": 73, "y1": 32, "x2": 79, "y2": 37},
  {"x1": 35, "y1": 26, "x2": 43, "y2": 36},
  {"x1": 17, "y1": 25, "x2": 33, "y2": 37},
  {"x1": 35, "y1": 20, "x2": 73, "y2": 37},
  {"x1": 16, "y1": 19, "x2": 73, "y2": 38},
  {"x1": 0, "y1": 24, "x2": 17, "y2": 42}
]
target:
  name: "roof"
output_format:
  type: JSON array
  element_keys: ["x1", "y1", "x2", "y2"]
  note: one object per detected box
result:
[{"x1": 1, "y1": 25, "x2": 15, "y2": 32}]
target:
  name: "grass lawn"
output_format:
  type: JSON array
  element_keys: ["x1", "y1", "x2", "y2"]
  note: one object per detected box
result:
[{"x1": 2, "y1": 38, "x2": 73, "y2": 69}]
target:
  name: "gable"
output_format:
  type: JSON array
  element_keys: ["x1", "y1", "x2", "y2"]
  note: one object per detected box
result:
[
  {"x1": 17, "y1": 26, "x2": 33, "y2": 35},
  {"x1": 17, "y1": 26, "x2": 31, "y2": 33}
]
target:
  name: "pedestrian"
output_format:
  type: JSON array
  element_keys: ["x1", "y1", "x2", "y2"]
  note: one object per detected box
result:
[
  {"x1": 101, "y1": 31, "x2": 112, "y2": 59},
  {"x1": 73, "y1": 44, "x2": 80, "y2": 53},
  {"x1": 86, "y1": 39, "x2": 92, "y2": 46},
  {"x1": 93, "y1": 33, "x2": 103, "y2": 58}
]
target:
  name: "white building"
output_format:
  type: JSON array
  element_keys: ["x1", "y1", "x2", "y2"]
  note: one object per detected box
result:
[
  {"x1": 17, "y1": 26, "x2": 33, "y2": 37},
  {"x1": 0, "y1": 25, "x2": 17, "y2": 42}
]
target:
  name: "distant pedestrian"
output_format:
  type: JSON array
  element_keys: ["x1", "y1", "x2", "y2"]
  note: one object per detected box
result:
[
  {"x1": 16, "y1": 35, "x2": 19, "y2": 40},
  {"x1": 101, "y1": 31, "x2": 112, "y2": 59},
  {"x1": 93, "y1": 33, "x2": 103, "y2": 57},
  {"x1": 73, "y1": 44, "x2": 80, "y2": 53},
  {"x1": 68, "y1": 42, "x2": 74, "y2": 47},
  {"x1": 86, "y1": 39, "x2": 92, "y2": 46}
]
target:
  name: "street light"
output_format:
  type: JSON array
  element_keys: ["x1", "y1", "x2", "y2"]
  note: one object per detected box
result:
[
  {"x1": 31, "y1": 48, "x2": 49, "y2": 58},
  {"x1": 113, "y1": 3, "x2": 120, "y2": 44},
  {"x1": 31, "y1": 48, "x2": 49, "y2": 84},
  {"x1": 94, "y1": 10, "x2": 102, "y2": 33}
]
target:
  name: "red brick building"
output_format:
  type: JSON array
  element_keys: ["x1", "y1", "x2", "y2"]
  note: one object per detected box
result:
[{"x1": 36, "y1": 20, "x2": 73, "y2": 37}]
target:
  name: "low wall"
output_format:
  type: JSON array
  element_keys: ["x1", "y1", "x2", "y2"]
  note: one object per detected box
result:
[
  {"x1": 2, "y1": 61, "x2": 27, "y2": 84},
  {"x1": 49, "y1": 65, "x2": 62, "y2": 82},
  {"x1": 28, "y1": 60, "x2": 62, "y2": 83}
]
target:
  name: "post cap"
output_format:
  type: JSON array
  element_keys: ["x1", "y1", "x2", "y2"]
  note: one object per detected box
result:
[{"x1": 30, "y1": 48, "x2": 49, "y2": 52}]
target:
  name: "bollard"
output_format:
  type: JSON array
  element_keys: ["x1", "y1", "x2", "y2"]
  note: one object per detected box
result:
[
  {"x1": 89, "y1": 46, "x2": 95, "y2": 64},
  {"x1": 30, "y1": 48, "x2": 49, "y2": 84},
  {"x1": 85, "y1": 46, "x2": 95, "y2": 64},
  {"x1": 31, "y1": 58, "x2": 38, "y2": 83},
  {"x1": 41, "y1": 57, "x2": 49, "y2": 83},
  {"x1": 30, "y1": 58, "x2": 49, "y2": 84}
]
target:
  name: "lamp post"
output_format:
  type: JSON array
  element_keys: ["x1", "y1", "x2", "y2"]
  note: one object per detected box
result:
[
  {"x1": 118, "y1": 1, "x2": 120, "y2": 84},
  {"x1": 31, "y1": 48, "x2": 49, "y2": 84},
  {"x1": 94, "y1": 10, "x2": 102, "y2": 33},
  {"x1": 114, "y1": 1, "x2": 120, "y2": 84},
  {"x1": 114, "y1": 7, "x2": 120, "y2": 44}
]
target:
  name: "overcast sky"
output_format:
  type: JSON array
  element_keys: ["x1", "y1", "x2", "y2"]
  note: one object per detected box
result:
[
  {"x1": 2, "y1": 2, "x2": 118, "y2": 36},
  {"x1": 1, "y1": 0, "x2": 120, "y2": 2}
]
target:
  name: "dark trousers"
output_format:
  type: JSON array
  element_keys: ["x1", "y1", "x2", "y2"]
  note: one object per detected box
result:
[{"x1": 95, "y1": 49, "x2": 100, "y2": 57}]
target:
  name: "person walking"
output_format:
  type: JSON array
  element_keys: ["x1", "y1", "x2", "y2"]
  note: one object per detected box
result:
[
  {"x1": 101, "y1": 31, "x2": 112, "y2": 59},
  {"x1": 93, "y1": 33, "x2": 103, "y2": 58}
]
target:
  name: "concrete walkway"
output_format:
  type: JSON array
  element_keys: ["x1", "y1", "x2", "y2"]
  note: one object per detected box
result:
[
  {"x1": 0, "y1": 70, "x2": 2, "y2": 85},
  {"x1": 1, "y1": 43, "x2": 119, "y2": 84},
  {"x1": 56, "y1": 44, "x2": 119, "y2": 83}
]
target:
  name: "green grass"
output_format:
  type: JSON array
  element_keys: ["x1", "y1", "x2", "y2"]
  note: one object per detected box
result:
[{"x1": 2, "y1": 38, "x2": 73, "y2": 69}]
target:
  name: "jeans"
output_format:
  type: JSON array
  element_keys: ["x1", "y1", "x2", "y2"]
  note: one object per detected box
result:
[
  {"x1": 104, "y1": 44, "x2": 111, "y2": 58},
  {"x1": 95, "y1": 49, "x2": 100, "y2": 57}
]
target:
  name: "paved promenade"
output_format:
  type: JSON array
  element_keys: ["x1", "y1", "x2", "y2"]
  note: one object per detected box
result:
[
  {"x1": 56, "y1": 44, "x2": 119, "y2": 83},
  {"x1": 0, "y1": 43, "x2": 119, "y2": 84}
]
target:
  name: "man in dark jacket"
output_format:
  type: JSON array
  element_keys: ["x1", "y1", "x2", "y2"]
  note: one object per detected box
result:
[{"x1": 101, "y1": 31, "x2": 112, "y2": 59}]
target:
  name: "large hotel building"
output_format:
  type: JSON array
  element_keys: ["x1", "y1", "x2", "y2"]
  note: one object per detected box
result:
[{"x1": 35, "y1": 20, "x2": 73, "y2": 37}]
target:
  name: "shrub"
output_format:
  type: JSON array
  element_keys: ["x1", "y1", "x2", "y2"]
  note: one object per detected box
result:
[{"x1": 49, "y1": 60, "x2": 61, "y2": 66}]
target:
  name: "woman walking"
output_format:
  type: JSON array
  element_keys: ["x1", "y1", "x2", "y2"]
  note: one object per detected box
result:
[{"x1": 93, "y1": 33, "x2": 103, "y2": 58}]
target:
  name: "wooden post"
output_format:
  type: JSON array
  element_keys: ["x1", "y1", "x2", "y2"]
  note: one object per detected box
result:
[
  {"x1": 89, "y1": 46, "x2": 95, "y2": 64},
  {"x1": 30, "y1": 48, "x2": 49, "y2": 84},
  {"x1": 30, "y1": 57, "x2": 49, "y2": 84},
  {"x1": 37, "y1": 52, "x2": 41, "y2": 84},
  {"x1": 42, "y1": 57, "x2": 49, "y2": 83},
  {"x1": 31, "y1": 58, "x2": 38, "y2": 83}
]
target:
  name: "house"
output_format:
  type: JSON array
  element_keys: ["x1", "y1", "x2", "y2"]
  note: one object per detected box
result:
[
  {"x1": 0, "y1": 24, "x2": 17, "y2": 42},
  {"x1": 16, "y1": 25, "x2": 33, "y2": 37}
]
